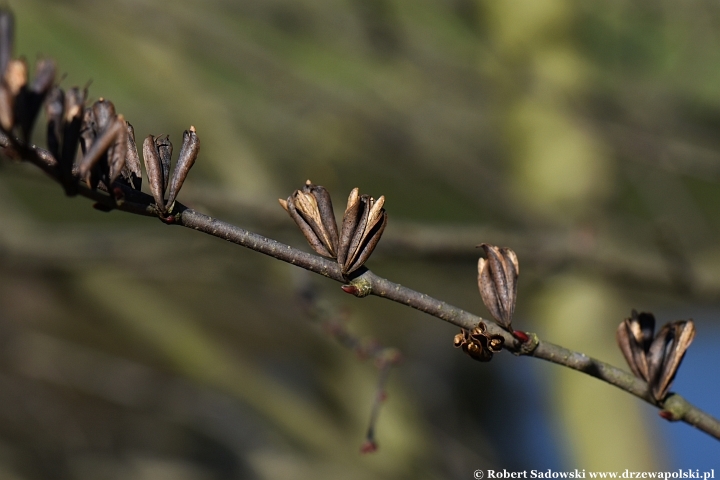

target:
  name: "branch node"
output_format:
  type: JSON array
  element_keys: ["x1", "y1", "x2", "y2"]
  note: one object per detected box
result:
[
  {"x1": 512, "y1": 332, "x2": 539, "y2": 356},
  {"x1": 660, "y1": 394, "x2": 688, "y2": 422},
  {"x1": 341, "y1": 277, "x2": 372, "y2": 297}
]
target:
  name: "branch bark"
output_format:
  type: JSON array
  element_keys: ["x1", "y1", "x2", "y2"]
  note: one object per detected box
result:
[{"x1": 3, "y1": 132, "x2": 720, "y2": 442}]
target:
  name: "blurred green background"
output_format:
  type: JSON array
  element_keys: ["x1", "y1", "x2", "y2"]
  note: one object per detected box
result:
[{"x1": 2, "y1": 0, "x2": 720, "y2": 478}]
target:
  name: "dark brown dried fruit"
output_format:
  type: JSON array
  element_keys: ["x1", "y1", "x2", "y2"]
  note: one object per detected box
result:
[
  {"x1": 616, "y1": 310, "x2": 655, "y2": 381},
  {"x1": 280, "y1": 180, "x2": 339, "y2": 258},
  {"x1": 142, "y1": 127, "x2": 200, "y2": 216},
  {"x1": 477, "y1": 246, "x2": 517, "y2": 327},
  {"x1": 0, "y1": 9, "x2": 14, "y2": 78},
  {"x1": 477, "y1": 244, "x2": 519, "y2": 331},
  {"x1": 337, "y1": 189, "x2": 387, "y2": 275},
  {"x1": 166, "y1": 126, "x2": 199, "y2": 211},
  {"x1": 0, "y1": 9, "x2": 54, "y2": 141},
  {"x1": 616, "y1": 310, "x2": 696, "y2": 402},
  {"x1": 77, "y1": 99, "x2": 127, "y2": 190},
  {"x1": 0, "y1": 58, "x2": 26, "y2": 131},
  {"x1": 647, "y1": 320, "x2": 695, "y2": 402},
  {"x1": 280, "y1": 183, "x2": 388, "y2": 275},
  {"x1": 17, "y1": 58, "x2": 55, "y2": 141},
  {"x1": 58, "y1": 86, "x2": 87, "y2": 194},
  {"x1": 452, "y1": 323, "x2": 504, "y2": 362},
  {"x1": 120, "y1": 121, "x2": 142, "y2": 190},
  {"x1": 143, "y1": 134, "x2": 166, "y2": 212}
]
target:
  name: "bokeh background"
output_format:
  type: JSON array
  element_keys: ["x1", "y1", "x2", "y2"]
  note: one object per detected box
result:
[{"x1": 2, "y1": 0, "x2": 720, "y2": 478}]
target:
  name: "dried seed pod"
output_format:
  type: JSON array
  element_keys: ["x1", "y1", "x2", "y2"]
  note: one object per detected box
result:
[
  {"x1": 452, "y1": 323, "x2": 504, "y2": 362},
  {"x1": 16, "y1": 58, "x2": 55, "y2": 141},
  {"x1": 310, "y1": 182, "x2": 339, "y2": 256},
  {"x1": 280, "y1": 180, "x2": 340, "y2": 258},
  {"x1": 121, "y1": 121, "x2": 142, "y2": 190},
  {"x1": 477, "y1": 244, "x2": 519, "y2": 331},
  {"x1": 616, "y1": 311, "x2": 696, "y2": 403},
  {"x1": 92, "y1": 98, "x2": 115, "y2": 132},
  {"x1": 337, "y1": 190, "x2": 387, "y2": 275},
  {"x1": 107, "y1": 115, "x2": 127, "y2": 185},
  {"x1": 77, "y1": 100, "x2": 125, "y2": 189},
  {"x1": 0, "y1": 78, "x2": 12, "y2": 132},
  {"x1": 79, "y1": 106, "x2": 96, "y2": 154},
  {"x1": 616, "y1": 310, "x2": 655, "y2": 381},
  {"x1": 337, "y1": 188, "x2": 361, "y2": 266},
  {"x1": 0, "y1": 57, "x2": 26, "y2": 131},
  {"x1": 280, "y1": 183, "x2": 387, "y2": 271},
  {"x1": 155, "y1": 134, "x2": 172, "y2": 195},
  {"x1": 59, "y1": 87, "x2": 86, "y2": 192},
  {"x1": 469, "y1": 323, "x2": 505, "y2": 353},
  {"x1": 143, "y1": 134, "x2": 166, "y2": 212},
  {"x1": 3, "y1": 57, "x2": 26, "y2": 95},
  {"x1": 0, "y1": 11, "x2": 52, "y2": 140},
  {"x1": 29, "y1": 58, "x2": 56, "y2": 93},
  {"x1": 0, "y1": 9, "x2": 13, "y2": 77},
  {"x1": 647, "y1": 320, "x2": 695, "y2": 402},
  {"x1": 45, "y1": 86, "x2": 64, "y2": 160},
  {"x1": 139, "y1": 128, "x2": 200, "y2": 216},
  {"x1": 165, "y1": 126, "x2": 199, "y2": 212},
  {"x1": 464, "y1": 339, "x2": 493, "y2": 362}
]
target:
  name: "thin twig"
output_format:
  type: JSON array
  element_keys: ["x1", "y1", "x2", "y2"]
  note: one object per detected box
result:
[{"x1": 4, "y1": 134, "x2": 720, "y2": 442}]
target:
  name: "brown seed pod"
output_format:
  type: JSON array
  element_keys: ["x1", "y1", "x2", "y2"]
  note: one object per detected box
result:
[
  {"x1": 308, "y1": 182, "x2": 339, "y2": 256},
  {"x1": 0, "y1": 79, "x2": 13, "y2": 132},
  {"x1": 280, "y1": 180, "x2": 339, "y2": 258},
  {"x1": 0, "y1": 9, "x2": 13, "y2": 77},
  {"x1": 337, "y1": 190, "x2": 387, "y2": 275},
  {"x1": 143, "y1": 134, "x2": 166, "y2": 212},
  {"x1": 29, "y1": 58, "x2": 56, "y2": 93},
  {"x1": 79, "y1": 102, "x2": 96, "y2": 152},
  {"x1": 92, "y1": 98, "x2": 116, "y2": 131},
  {"x1": 155, "y1": 134, "x2": 172, "y2": 195},
  {"x1": 165, "y1": 126, "x2": 200, "y2": 212},
  {"x1": 17, "y1": 57, "x2": 55, "y2": 141},
  {"x1": 280, "y1": 183, "x2": 387, "y2": 273},
  {"x1": 616, "y1": 310, "x2": 655, "y2": 381},
  {"x1": 616, "y1": 311, "x2": 696, "y2": 403},
  {"x1": 76, "y1": 99, "x2": 128, "y2": 190},
  {"x1": 141, "y1": 128, "x2": 199, "y2": 215},
  {"x1": 452, "y1": 323, "x2": 504, "y2": 362},
  {"x1": 59, "y1": 87, "x2": 86, "y2": 193},
  {"x1": 647, "y1": 320, "x2": 695, "y2": 402},
  {"x1": 121, "y1": 121, "x2": 142, "y2": 190},
  {"x1": 78, "y1": 113, "x2": 124, "y2": 181},
  {"x1": 477, "y1": 244, "x2": 519, "y2": 331},
  {"x1": 45, "y1": 86, "x2": 64, "y2": 160},
  {"x1": 0, "y1": 57, "x2": 26, "y2": 131},
  {"x1": 107, "y1": 115, "x2": 127, "y2": 186}
]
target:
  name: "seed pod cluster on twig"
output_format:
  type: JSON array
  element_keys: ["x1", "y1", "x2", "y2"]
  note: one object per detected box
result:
[
  {"x1": 78, "y1": 98, "x2": 128, "y2": 190},
  {"x1": 0, "y1": 8, "x2": 55, "y2": 143},
  {"x1": 141, "y1": 126, "x2": 200, "y2": 217},
  {"x1": 453, "y1": 323, "x2": 504, "y2": 362},
  {"x1": 0, "y1": 6, "x2": 200, "y2": 214},
  {"x1": 616, "y1": 310, "x2": 696, "y2": 402},
  {"x1": 46, "y1": 86, "x2": 87, "y2": 194},
  {"x1": 477, "y1": 243, "x2": 519, "y2": 332},
  {"x1": 280, "y1": 181, "x2": 387, "y2": 276}
]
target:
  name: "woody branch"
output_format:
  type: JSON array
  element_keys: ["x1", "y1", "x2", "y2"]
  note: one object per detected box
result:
[{"x1": 1, "y1": 7, "x2": 718, "y2": 444}]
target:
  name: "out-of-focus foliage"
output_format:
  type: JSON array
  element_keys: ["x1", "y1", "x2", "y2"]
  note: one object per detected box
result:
[{"x1": 2, "y1": 0, "x2": 720, "y2": 477}]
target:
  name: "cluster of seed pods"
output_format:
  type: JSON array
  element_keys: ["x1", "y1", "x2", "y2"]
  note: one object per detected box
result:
[
  {"x1": 280, "y1": 180, "x2": 388, "y2": 276},
  {"x1": 0, "y1": 10, "x2": 55, "y2": 143},
  {"x1": 617, "y1": 310, "x2": 696, "y2": 402},
  {"x1": 0, "y1": 8, "x2": 200, "y2": 215}
]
